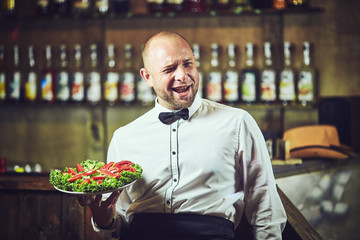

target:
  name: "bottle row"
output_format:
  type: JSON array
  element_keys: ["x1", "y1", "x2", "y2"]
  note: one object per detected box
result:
[
  {"x1": 0, "y1": 44, "x2": 156, "y2": 106},
  {"x1": 0, "y1": 0, "x2": 310, "y2": 19},
  {"x1": 196, "y1": 41, "x2": 316, "y2": 106},
  {"x1": 0, "y1": 41, "x2": 316, "y2": 107}
]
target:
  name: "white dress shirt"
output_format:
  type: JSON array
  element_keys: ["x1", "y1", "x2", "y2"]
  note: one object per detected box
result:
[{"x1": 93, "y1": 95, "x2": 287, "y2": 239}]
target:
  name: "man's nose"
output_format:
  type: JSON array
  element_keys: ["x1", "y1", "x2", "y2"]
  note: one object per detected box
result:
[{"x1": 174, "y1": 65, "x2": 187, "y2": 81}]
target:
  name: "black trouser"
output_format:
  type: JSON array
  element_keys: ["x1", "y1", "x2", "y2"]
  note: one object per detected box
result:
[{"x1": 123, "y1": 213, "x2": 235, "y2": 240}]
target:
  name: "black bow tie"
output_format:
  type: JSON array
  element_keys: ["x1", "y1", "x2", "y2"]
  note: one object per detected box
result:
[{"x1": 158, "y1": 108, "x2": 189, "y2": 124}]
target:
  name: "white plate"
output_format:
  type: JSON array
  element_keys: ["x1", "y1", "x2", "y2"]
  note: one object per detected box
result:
[{"x1": 53, "y1": 180, "x2": 136, "y2": 196}]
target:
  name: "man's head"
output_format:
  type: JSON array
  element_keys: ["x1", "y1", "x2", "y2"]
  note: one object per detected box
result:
[{"x1": 140, "y1": 31, "x2": 199, "y2": 110}]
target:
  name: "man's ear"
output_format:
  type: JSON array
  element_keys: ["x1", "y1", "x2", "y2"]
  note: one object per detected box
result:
[{"x1": 140, "y1": 68, "x2": 153, "y2": 87}]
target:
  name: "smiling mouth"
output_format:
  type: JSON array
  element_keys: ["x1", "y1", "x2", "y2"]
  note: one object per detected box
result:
[{"x1": 173, "y1": 86, "x2": 190, "y2": 93}]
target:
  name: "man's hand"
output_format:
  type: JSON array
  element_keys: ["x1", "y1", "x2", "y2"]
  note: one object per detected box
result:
[{"x1": 77, "y1": 190, "x2": 122, "y2": 229}]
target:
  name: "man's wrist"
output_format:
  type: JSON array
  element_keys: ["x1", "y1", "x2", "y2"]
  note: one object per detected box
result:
[{"x1": 96, "y1": 218, "x2": 115, "y2": 230}]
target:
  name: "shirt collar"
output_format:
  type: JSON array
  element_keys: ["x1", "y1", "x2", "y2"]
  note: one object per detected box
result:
[{"x1": 154, "y1": 94, "x2": 202, "y2": 120}]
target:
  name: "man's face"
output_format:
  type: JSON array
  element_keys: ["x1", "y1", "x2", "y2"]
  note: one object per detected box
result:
[{"x1": 142, "y1": 36, "x2": 199, "y2": 110}]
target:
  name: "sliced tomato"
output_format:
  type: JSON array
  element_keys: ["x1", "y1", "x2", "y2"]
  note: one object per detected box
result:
[
  {"x1": 97, "y1": 179, "x2": 103, "y2": 185},
  {"x1": 68, "y1": 174, "x2": 82, "y2": 182},
  {"x1": 76, "y1": 164, "x2": 85, "y2": 173}
]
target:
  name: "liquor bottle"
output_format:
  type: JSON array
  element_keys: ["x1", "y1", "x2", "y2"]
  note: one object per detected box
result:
[
  {"x1": 279, "y1": 41, "x2": 296, "y2": 106},
  {"x1": 8, "y1": 45, "x2": 22, "y2": 103},
  {"x1": 209, "y1": 0, "x2": 231, "y2": 12},
  {"x1": 192, "y1": 44, "x2": 203, "y2": 98},
  {"x1": 298, "y1": 41, "x2": 316, "y2": 106},
  {"x1": 184, "y1": 0, "x2": 206, "y2": 13},
  {"x1": 206, "y1": 43, "x2": 222, "y2": 102},
  {"x1": 0, "y1": 45, "x2": 6, "y2": 102},
  {"x1": 55, "y1": 44, "x2": 70, "y2": 103},
  {"x1": 120, "y1": 44, "x2": 136, "y2": 104},
  {"x1": 40, "y1": 45, "x2": 56, "y2": 103},
  {"x1": 94, "y1": 0, "x2": 109, "y2": 17},
  {"x1": 232, "y1": 0, "x2": 252, "y2": 14},
  {"x1": 223, "y1": 43, "x2": 239, "y2": 105},
  {"x1": 273, "y1": 0, "x2": 286, "y2": 9},
  {"x1": 24, "y1": 45, "x2": 38, "y2": 103},
  {"x1": 53, "y1": 0, "x2": 71, "y2": 17},
  {"x1": 71, "y1": 44, "x2": 85, "y2": 104},
  {"x1": 36, "y1": 0, "x2": 51, "y2": 16},
  {"x1": 86, "y1": 44, "x2": 102, "y2": 105},
  {"x1": 1, "y1": 0, "x2": 16, "y2": 18},
  {"x1": 260, "y1": 42, "x2": 277, "y2": 104},
  {"x1": 167, "y1": 0, "x2": 184, "y2": 13},
  {"x1": 287, "y1": 0, "x2": 307, "y2": 8},
  {"x1": 72, "y1": 0, "x2": 91, "y2": 18},
  {"x1": 252, "y1": 0, "x2": 272, "y2": 9},
  {"x1": 147, "y1": 0, "x2": 166, "y2": 14},
  {"x1": 240, "y1": 43, "x2": 259, "y2": 105},
  {"x1": 104, "y1": 44, "x2": 119, "y2": 105},
  {"x1": 110, "y1": 0, "x2": 130, "y2": 15}
]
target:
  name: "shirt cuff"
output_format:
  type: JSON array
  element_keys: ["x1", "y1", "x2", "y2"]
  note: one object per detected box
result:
[{"x1": 91, "y1": 213, "x2": 123, "y2": 239}]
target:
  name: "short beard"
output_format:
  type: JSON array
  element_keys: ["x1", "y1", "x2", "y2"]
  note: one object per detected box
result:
[{"x1": 155, "y1": 83, "x2": 198, "y2": 110}]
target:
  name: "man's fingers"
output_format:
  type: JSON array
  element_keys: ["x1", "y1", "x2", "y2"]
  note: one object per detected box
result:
[
  {"x1": 77, "y1": 195, "x2": 96, "y2": 206},
  {"x1": 103, "y1": 190, "x2": 122, "y2": 207}
]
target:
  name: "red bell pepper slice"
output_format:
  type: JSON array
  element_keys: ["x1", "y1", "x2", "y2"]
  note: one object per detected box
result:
[
  {"x1": 76, "y1": 164, "x2": 85, "y2": 173},
  {"x1": 98, "y1": 169, "x2": 116, "y2": 178},
  {"x1": 79, "y1": 178, "x2": 91, "y2": 186},
  {"x1": 100, "y1": 162, "x2": 114, "y2": 170},
  {"x1": 114, "y1": 161, "x2": 132, "y2": 169},
  {"x1": 68, "y1": 174, "x2": 82, "y2": 182},
  {"x1": 82, "y1": 169, "x2": 97, "y2": 176},
  {"x1": 97, "y1": 180, "x2": 103, "y2": 185},
  {"x1": 68, "y1": 168, "x2": 77, "y2": 175},
  {"x1": 119, "y1": 166, "x2": 136, "y2": 173},
  {"x1": 92, "y1": 175, "x2": 106, "y2": 181}
]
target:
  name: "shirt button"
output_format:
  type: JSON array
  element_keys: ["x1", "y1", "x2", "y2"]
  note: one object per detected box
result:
[
  {"x1": 166, "y1": 200, "x2": 170, "y2": 205},
  {"x1": 172, "y1": 129, "x2": 176, "y2": 132},
  {"x1": 173, "y1": 179, "x2": 177, "y2": 182},
  {"x1": 172, "y1": 151, "x2": 176, "y2": 155}
]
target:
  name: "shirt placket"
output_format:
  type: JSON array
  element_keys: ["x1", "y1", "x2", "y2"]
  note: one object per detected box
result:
[{"x1": 164, "y1": 120, "x2": 180, "y2": 213}]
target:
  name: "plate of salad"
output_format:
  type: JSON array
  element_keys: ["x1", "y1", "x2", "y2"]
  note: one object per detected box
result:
[{"x1": 49, "y1": 159, "x2": 142, "y2": 195}]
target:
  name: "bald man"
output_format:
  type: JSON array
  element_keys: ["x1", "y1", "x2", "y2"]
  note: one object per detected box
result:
[{"x1": 79, "y1": 31, "x2": 287, "y2": 240}]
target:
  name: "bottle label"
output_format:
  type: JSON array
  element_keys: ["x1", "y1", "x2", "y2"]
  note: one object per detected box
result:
[
  {"x1": 224, "y1": 71, "x2": 239, "y2": 102},
  {"x1": 10, "y1": 71, "x2": 21, "y2": 100},
  {"x1": 298, "y1": 71, "x2": 314, "y2": 101},
  {"x1": 0, "y1": 73, "x2": 6, "y2": 100},
  {"x1": 279, "y1": 70, "x2": 295, "y2": 101},
  {"x1": 137, "y1": 76, "x2": 155, "y2": 105},
  {"x1": 56, "y1": 71, "x2": 70, "y2": 101},
  {"x1": 41, "y1": 73, "x2": 54, "y2": 101},
  {"x1": 25, "y1": 72, "x2": 37, "y2": 101},
  {"x1": 72, "y1": 72, "x2": 84, "y2": 102},
  {"x1": 120, "y1": 72, "x2": 135, "y2": 102},
  {"x1": 207, "y1": 72, "x2": 222, "y2": 102},
  {"x1": 260, "y1": 70, "x2": 276, "y2": 101},
  {"x1": 87, "y1": 72, "x2": 101, "y2": 103},
  {"x1": 104, "y1": 72, "x2": 119, "y2": 102},
  {"x1": 242, "y1": 72, "x2": 256, "y2": 102}
]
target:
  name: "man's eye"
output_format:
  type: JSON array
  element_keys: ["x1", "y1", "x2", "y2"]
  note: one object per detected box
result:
[
  {"x1": 163, "y1": 68, "x2": 174, "y2": 73},
  {"x1": 184, "y1": 62, "x2": 193, "y2": 67}
]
